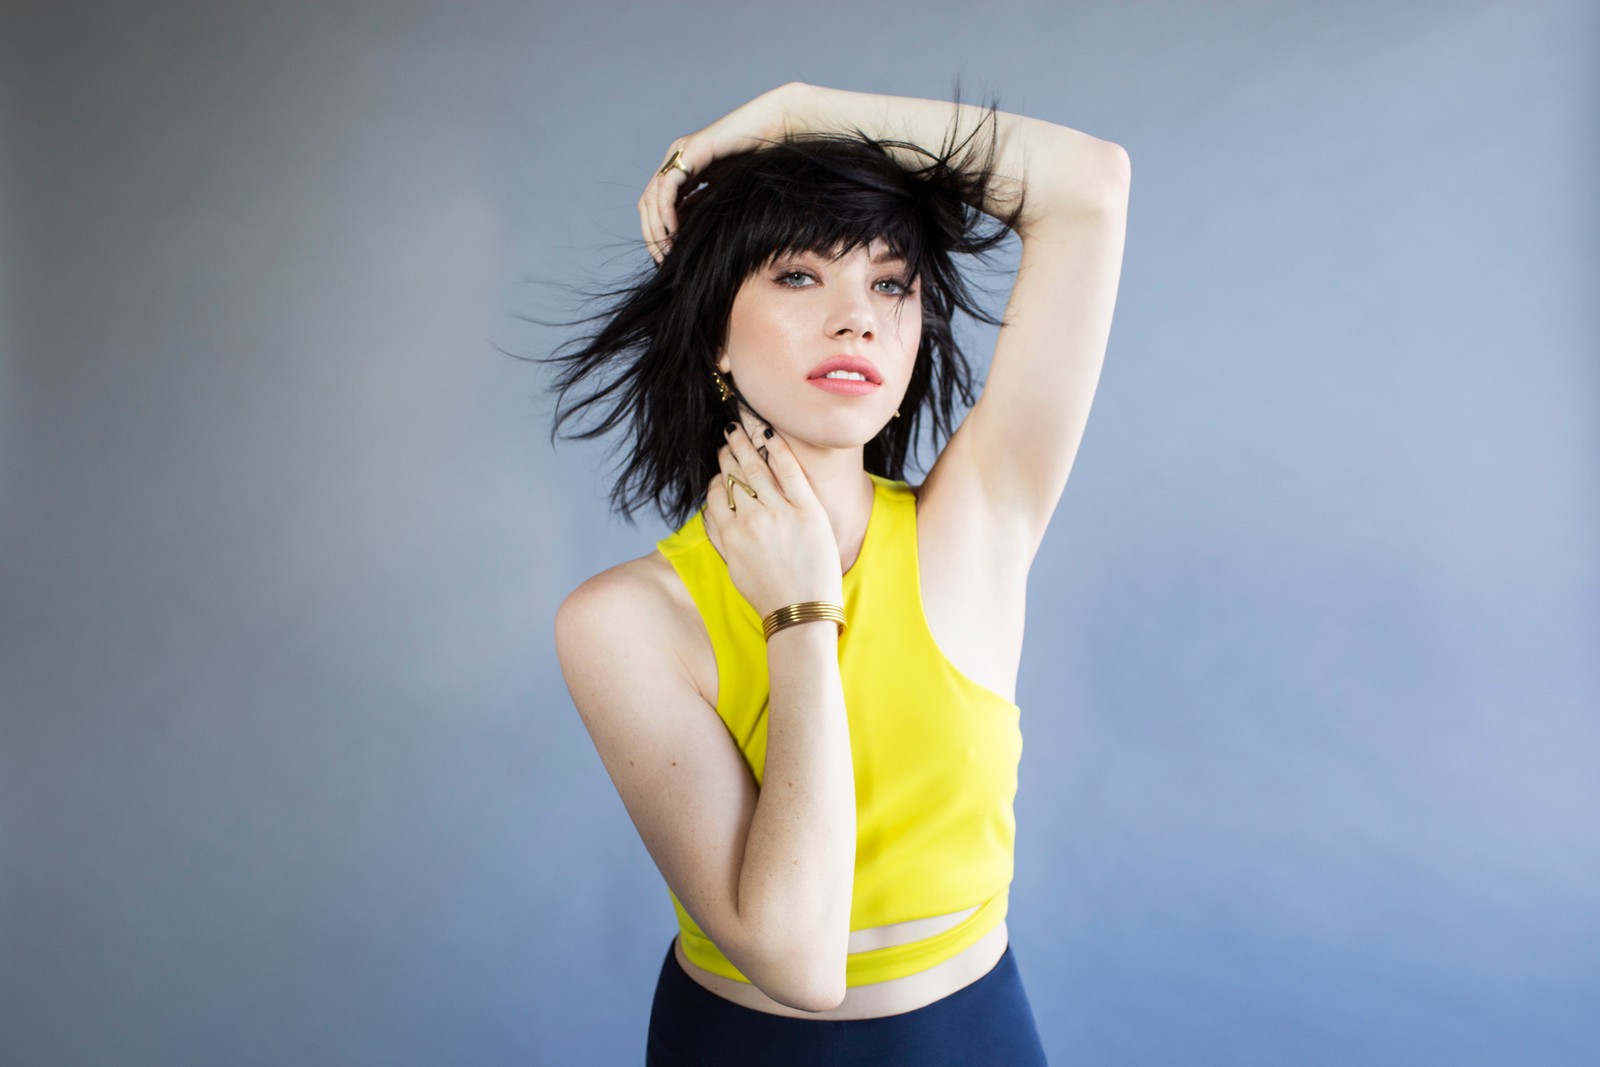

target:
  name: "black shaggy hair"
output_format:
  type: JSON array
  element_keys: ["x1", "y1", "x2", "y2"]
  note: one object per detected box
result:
[{"x1": 542, "y1": 108, "x2": 1023, "y2": 528}]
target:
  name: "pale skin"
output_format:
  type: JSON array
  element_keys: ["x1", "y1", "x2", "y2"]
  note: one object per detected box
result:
[{"x1": 555, "y1": 82, "x2": 1129, "y2": 1017}]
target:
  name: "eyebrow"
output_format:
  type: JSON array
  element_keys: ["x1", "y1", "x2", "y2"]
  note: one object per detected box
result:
[{"x1": 781, "y1": 246, "x2": 909, "y2": 268}]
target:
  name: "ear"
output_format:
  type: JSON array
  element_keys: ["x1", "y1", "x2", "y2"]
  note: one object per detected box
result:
[{"x1": 716, "y1": 348, "x2": 731, "y2": 374}]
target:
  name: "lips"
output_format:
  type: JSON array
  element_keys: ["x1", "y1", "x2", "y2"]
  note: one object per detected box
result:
[
  {"x1": 807, "y1": 355, "x2": 882, "y2": 385},
  {"x1": 809, "y1": 376, "x2": 879, "y2": 397}
]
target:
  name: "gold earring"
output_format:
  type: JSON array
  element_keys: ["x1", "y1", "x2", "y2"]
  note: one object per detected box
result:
[
  {"x1": 712, "y1": 371, "x2": 732, "y2": 402},
  {"x1": 894, "y1": 408, "x2": 901, "y2": 418}
]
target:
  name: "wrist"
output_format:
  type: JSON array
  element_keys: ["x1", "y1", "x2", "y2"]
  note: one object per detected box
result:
[
  {"x1": 764, "y1": 616, "x2": 842, "y2": 654},
  {"x1": 762, "y1": 600, "x2": 846, "y2": 642}
]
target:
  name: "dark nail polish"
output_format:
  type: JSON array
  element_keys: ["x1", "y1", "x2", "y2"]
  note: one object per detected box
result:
[
  {"x1": 763, "y1": 428, "x2": 774, "y2": 439},
  {"x1": 725, "y1": 422, "x2": 737, "y2": 435}
]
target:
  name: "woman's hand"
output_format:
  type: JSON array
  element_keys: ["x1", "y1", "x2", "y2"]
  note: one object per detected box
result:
[
  {"x1": 702, "y1": 420, "x2": 843, "y2": 620},
  {"x1": 639, "y1": 84, "x2": 807, "y2": 263}
]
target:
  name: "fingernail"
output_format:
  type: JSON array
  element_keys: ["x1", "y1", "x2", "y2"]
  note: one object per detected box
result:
[
  {"x1": 724, "y1": 422, "x2": 737, "y2": 435},
  {"x1": 763, "y1": 428, "x2": 774, "y2": 439}
]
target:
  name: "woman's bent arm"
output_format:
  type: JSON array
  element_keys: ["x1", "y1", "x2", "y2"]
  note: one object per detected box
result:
[
  {"x1": 737, "y1": 619, "x2": 855, "y2": 1007},
  {"x1": 642, "y1": 81, "x2": 1126, "y2": 254},
  {"x1": 556, "y1": 571, "x2": 854, "y2": 1011}
]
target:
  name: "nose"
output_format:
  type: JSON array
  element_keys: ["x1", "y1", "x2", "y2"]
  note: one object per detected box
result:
[{"x1": 823, "y1": 284, "x2": 877, "y2": 342}]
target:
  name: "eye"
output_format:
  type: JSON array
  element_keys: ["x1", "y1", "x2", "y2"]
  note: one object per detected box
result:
[
  {"x1": 775, "y1": 269, "x2": 817, "y2": 288},
  {"x1": 875, "y1": 277, "x2": 914, "y2": 296}
]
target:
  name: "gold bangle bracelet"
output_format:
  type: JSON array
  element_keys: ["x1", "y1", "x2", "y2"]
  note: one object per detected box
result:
[{"x1": 762, "y1": 601, "x2": 846, "y2": 642}]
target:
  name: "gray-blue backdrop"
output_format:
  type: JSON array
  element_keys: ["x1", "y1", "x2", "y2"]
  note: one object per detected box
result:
[{"x1": 2, "y1": 2, "x2": 1595, "y2": 1064}]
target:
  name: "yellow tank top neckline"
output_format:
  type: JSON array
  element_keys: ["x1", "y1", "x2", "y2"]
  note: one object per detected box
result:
[{"x1": 654, "y1": 472, "x2": 1023, "y2": 987}]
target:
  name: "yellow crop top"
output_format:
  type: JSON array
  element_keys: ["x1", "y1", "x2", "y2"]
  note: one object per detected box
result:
[{"x1": 654, "y1": 472, "x2": 1023, "y2": 987}]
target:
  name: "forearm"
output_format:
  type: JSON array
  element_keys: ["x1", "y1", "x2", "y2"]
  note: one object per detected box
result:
[
  {"x1": 734, "y1": 619, "x2": 856, "y2": 1010},
  {"x1": 772, "y1": 81, "x2": 1129, "y2": 232}
]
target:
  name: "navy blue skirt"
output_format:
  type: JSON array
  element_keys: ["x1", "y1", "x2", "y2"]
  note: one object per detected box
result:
[{"x1": 645, "y1": 939, "x2": 1048, "y2": 1066}]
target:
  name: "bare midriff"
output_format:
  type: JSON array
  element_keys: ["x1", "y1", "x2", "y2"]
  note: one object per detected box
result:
[{"x1": 673, "y1": 909, "x2": 1010, "y2": 1020}]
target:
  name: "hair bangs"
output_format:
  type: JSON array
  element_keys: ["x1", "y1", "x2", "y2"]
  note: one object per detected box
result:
[{"x1": 684, "y1": 138, "x2": 933, "y2": 295}]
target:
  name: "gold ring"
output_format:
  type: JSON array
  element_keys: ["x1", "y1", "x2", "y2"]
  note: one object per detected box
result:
[
  {"x1": 725, "y1": 473, "x2": 756, "y2": 511},
  {"x1": 656, "y1": 149, "x2": 691, "y2": 178}
]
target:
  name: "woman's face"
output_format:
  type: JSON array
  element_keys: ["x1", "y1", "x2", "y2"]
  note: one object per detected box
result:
[{"x1": 716, "y1": 239, "x2": 920, "y2": 449}]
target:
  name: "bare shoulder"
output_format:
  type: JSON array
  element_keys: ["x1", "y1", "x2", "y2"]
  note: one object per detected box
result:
[
  {"x1": 555, "y1": 549, "x2": 719, "y2": 723},
  {"x1": 557, "y1": 550, "x2": 680, "y2": 640}
]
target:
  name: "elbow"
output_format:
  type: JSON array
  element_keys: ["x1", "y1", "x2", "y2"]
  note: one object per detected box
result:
[
  {"x1": 777, "y1": 952, "x2": 848, "y2": 1013},
  {"x1": 1078, "y1": 141, "x2": 1131, "y2": 213},
  {"x1": 734, "y1": 932, "x2": 849, "y2": 1012},
  {"x1": 753, "y1": 963, "x2": 847, "y2": 1014},
  {"x1": 1026, "y1": 136, "x2": 1131, "y2": 225},
  {"x1": 1102, "y1": 141, "x2": 1131, "y2": 191},
  {"x1": 785, "y1": 986, "x2": 848, "y2": 1014}
]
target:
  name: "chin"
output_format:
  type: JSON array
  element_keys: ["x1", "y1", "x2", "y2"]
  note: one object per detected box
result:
[
  {"x1": 747, "y1": 388, "x2": 898, "y2": 450},
  {"x1": 769, "y1": 416, "x2": 885, "y2": 452}
]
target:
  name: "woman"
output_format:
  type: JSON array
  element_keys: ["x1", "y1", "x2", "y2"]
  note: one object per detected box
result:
[{"x1": 552, "y1": 83, "x2": 1128, "y2": 1065}]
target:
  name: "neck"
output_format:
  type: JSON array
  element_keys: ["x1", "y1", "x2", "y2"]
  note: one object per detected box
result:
[{"x1": 782, "y1": 438, "x2": 877, "y2": 575}]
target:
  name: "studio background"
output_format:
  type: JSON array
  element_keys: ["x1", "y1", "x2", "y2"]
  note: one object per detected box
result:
[{"x1": 2, "y1": 2, "x2": 1595, "y2": 1064}]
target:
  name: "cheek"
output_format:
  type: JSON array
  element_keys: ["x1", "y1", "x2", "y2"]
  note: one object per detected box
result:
[
  {"x1": 725, "y1": 299, "x2": 801, "y2": 371},
  {"x1": 732, "y1": 311, "x2": 782, "y2": 352},
  {"x1": 720, "y1": 294, "x2": 763, "y2": 371},
  {"x1": 893, "y1": 298, "x2": 923, "y2": 339},
  {"x1": 895, "y1": 307, "x2": 924, "y2": 359}
]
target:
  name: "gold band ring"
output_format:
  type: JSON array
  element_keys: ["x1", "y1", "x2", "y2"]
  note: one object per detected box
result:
[
  {"x1": 657, "y1": 149, "x2": 691, "y2": 178},
  {"x1": 725, "y1": 473, "x2": 756, "y2": 511}
]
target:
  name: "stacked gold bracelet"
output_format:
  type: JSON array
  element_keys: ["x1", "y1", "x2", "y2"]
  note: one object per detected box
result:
[{"x1": 761, "y1": 601, "x2": 847, "y2": 642}]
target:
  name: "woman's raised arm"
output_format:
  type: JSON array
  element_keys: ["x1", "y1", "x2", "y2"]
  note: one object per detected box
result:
[
  {"x1": 643, "y1": 84, "x2": 1130, "y2": 560},
  {"x1": 642, "y1": 82, "x2": 1124, "y2": 256}
]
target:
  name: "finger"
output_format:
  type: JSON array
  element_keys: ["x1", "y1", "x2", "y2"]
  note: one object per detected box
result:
[
  {"x1": 644, "y1": 164, "x2": 670, "y2": 244},
  {"x1": 704, "y1": 466, "x2": 737, "y2": 525},
  {"x1": 639, "y1": 199, "x2": 665, "y2": 265},
  {"x1": 654, "y1": 180, "x2": 677, "y2": 255},
  {"x1": 750, "y1": 427, "x2": 814, "y2": 505},
  {"x1": 658, "y1": 181, "x2": 680, "y2": 242},
  {"x1": 712, "y1": 444, "x2": 759, "y2": 515},
  {"x1": 721, "y1": 422, "x2": 784, "y2": 503},
  {"x1": 652, "y1": 176, "x2": 681, "y2": 255},
  {"x1": 743, "y1": 414, "x2": 773, "y2": 465},
  {"x1": 702, "y1": 471, "x2": 734, "y2": 553},
  {"x1": 714, "y1": 440, "x2": 760, "y2": 497},
  {"x1": 640, "y1": 181, "x2": 677, "y2": 264},
  {"x1": 640, "y1": 149, "x2": 678, "y2": 262},
  {"x1": 649, "y1": 142, "x2": 693, "y2": 251}
]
